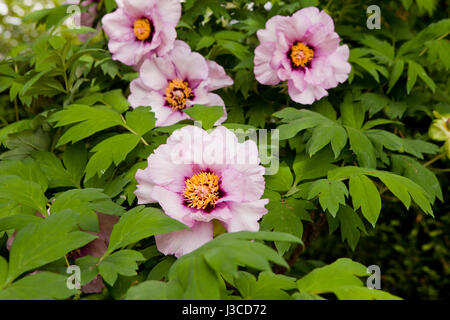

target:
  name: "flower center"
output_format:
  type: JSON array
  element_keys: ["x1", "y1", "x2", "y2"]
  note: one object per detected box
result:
[
  {"x1": 290, "y1": 42, "x2": 314, "y2": 68},
  {"x1": 184, "y1": 171, "x2": 220, "y2": 210},
  {"x1": 165, "y1": 79, "x2": 193, "y2": 110},
  {"x1": 133, "y1": 18, "x2": 151, "y2": 41}
]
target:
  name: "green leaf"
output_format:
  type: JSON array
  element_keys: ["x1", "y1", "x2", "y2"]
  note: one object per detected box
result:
[
  {"x1": 183, "y1": 105, "x2": 224, "y2": 130},
  {"x1": 0, "y1": 272, "x2": 77, "y2": 300},
  {"x1": 265, "y1": 164, "x2": 293, "y2": 192},
  {"x1": 307, "y1": 123, "x2": 347, "y2": 158},
  {"x1": 31, "y1": 151, "x2": 75, "y2": 188},
  {"x1": 349, "y1": 175, "x2": 381, "y2": 227},
  {"x1": 125, "y1": 280, "x2": 168, "y2": 300},
  {"x1": 0, "y1": 158, "x2": 48, "y2": 191},
  {"x1": 346, "y1": 126, "x2": 377, "y2": 168},
  {"x1": 6, "y1": 210, "x2": 96, "y2": 284},
  {"x1": 234, "y1": 271, "x2": 296, "y2": 300},
  {"x1": 388, "y1": 59, "x2": 405, "y2": 93},
  {"x1": 49, "y1": 105, "x2": 123, "y2": 146},
  {"x1": 63, "y1": 143, "x2": 88, "y2": 186},
  {"x1": 407, "y1": 60, "x2": 436, "y2": 93},
  {"x1": 307, "y1": 179, "x2": 348, "y2": 217},
  {"x1": 261, "y1": 193, "x2": 311, "y2": 255},
  {"x1": 359, "y1": 93, "x2": 390, "y2": 117},
  {"x1": 0, "y1": 257, "x2": 7, "y2": 288},
  {"x1": 147, "y1": 257, "x2": 176, "y2": 281},
  {"x1": 0, "y1": 214, "x2": 43, "y2": 233},
  {"x1": 106, "y1": 207, "x2": 187, "y2": 255},
  {"x1": 125, "y1": 107, "x2": 156, "y2": 136},
  {"x1": 274, "y1": 109, "x2": 323, "y2": 140},
  {"x1": 99, "y1": 250, "x2": 145, "y2": 286},
  {"x1": 0, "y1": 175, "x2": 48, "y2": 214},
  {"x1": 103, "y1": 89, "x2": 130, "y2": 112},
  {"x1": 196, "y1": 36, "x2": 215, "y2": 50},
  {"x1": 392, "y1": 155, "x2": 443, "y2": 203},
  {"x1": 340, "y1": 93, "x2": 364, "y2": 129},
  {"x1": 292, "y1": 149, "x2": 339, "y2": 185},
  {"x1": 297, "y1": 258, "x2": 401, "y2": 300},
  {"x1": 328, "y1": 206, "x2": 367, "y2": 251},
  {"x1": 85, "y1": 133, "x2": 141, "y2": 180}
]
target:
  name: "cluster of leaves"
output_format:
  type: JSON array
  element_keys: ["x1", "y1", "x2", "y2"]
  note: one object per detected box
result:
[{"x1": 0, "y1": 0, "x2": 448, "y2": 299}]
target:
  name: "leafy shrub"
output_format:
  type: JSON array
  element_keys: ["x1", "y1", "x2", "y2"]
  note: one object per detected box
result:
[{"x1": 0, "y1": 0, "x2": 448, "y2": 300}]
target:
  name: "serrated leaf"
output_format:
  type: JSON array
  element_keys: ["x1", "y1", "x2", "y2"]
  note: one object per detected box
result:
[
  {"x1": 125, "y1": 107, "x2": 156, "y2": 136},
  {"x1": 85, "y1": 133, "x2": 141, "y2": 180},
  {"x1": 183, "y1": 105, "x2": 224, "y2": 130},
  {"x1": 106, "y1": 207, "x2": 187, "y2": 255},
  {"x1": 307, "y1": 179, "x2": 348, "y2": 217},
  {"x1": 349, "y1": 175, "x2": 381, "y2": 227},
  {"x1": 6, "y1": 211, "x2": 97, "y2": 284}
]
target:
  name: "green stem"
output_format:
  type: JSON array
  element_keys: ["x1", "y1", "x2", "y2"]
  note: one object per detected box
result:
[
  {"x1": 120, "y1": 115, "x2": 150, "y2": 146},
  {"x1": 424, "y1": 153, "x2": 445, "y2": 167}
]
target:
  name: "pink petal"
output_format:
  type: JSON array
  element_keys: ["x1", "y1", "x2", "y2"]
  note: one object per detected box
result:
[
  {"x1": 254, "y1": 44, "x2": 280, "y2": 85},
  {"x1": 223, "y1": 200, "x2": 269, "y2": 233},
  {"x1": 155, "y1": 221, "x2": 213, "y2": 257},
  {"x1": 218, "y1": 167, "x2": 265, "y2": 203},
  {"x1": 206, "y1": 60, "x2": 233, "y2": 91},
  {"x1": 139, "y1": 59, "x2": 170, "y2": 91},
  {"x1": 155, "y1": 0, "x2": 182, "y2": 27},
  {"x1": 101, "y1": 9, "x2": 134, "y2": 41},
  {"x1": 171, "y1": 41, "x2": 208, "y2": 83},
  {"x1": 151, "y1": 186, "x2": 196, "y2": 228}
]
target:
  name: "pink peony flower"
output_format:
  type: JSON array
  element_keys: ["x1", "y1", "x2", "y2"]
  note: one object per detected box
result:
[
  {"x1": 101, "y1": 0, "x2": 182, "y2": 66},
  {"x1": 128, "y1": 40, "x2": 233, "y2": 127},
  {"x1": 254, "y1": 7, "x2": 351, "y2": 104},
  {"x1": 134, "y1": 125, "x2": 269, "y2": 257}
]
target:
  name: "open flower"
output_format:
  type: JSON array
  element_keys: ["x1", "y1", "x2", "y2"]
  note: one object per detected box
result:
[
  {"x1": 254, "y1": 7, "x2": 351, "y2": 104},
  {"x1": 101, "y1": 0, "x2": 181, "y2": 66},
  {"x1": 134, "y1": 125, "x2": 269, "y2": 257},
  {"x1": 128, "y1": 40, "x2": 233, "y2": 127},
  {"x1": 429, "y1": 111, "x2": 450, "y2": 159}
]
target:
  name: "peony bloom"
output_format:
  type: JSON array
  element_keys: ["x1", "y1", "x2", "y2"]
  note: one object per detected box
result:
[
  {"x1": 254, "y1": 7, "x2": 351, "y2": 104},
  {"x1": 101, "y1": 0, "x2": 181, "y2": 66},
  {"x1": 134, "y1": 125, "x2": 268, "y2": 257},
  {"x1": 429, "y1": 111, "x2": 450, "y2": 159},
  {"x1": 128, "y1": 40, "x2": 233, "y2": 127}
]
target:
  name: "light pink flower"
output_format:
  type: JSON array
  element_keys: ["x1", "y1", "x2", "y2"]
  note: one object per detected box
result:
[
  {"x1": 254, "y1": 7, "x2": 351, "y2": 104},
  {"x1": 134, "y1": 125, "x2": 269, "y2": 257},
  {"x1": 101, "y1": 0, "x2": 181, "y2": 66},
  {"x1": 128, "y1": 40, "x2": 233, "y2": 127}
]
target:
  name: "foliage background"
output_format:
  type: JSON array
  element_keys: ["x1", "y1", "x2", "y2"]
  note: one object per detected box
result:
[{"x1": 0, "y1": 0, "x2": 448, "y2": 300}]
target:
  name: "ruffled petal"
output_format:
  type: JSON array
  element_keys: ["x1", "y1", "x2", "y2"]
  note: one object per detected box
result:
[
  {"x1": 155, "y1": 221, "x2": 213, "y2": 257},
  {"x1": 205, "y1": 60, "x2": 234, "y2": 91},
  {"x1": 222, "y1": 200, "x2": 269, "y2": 232},
  {"x1": 139, "y1": 59, "x2": 170, "y2": 91},
  {"x1": 151, "y1": 186, "x2": 196, "y2": 227},
  {"x1": 101, "y1": 9, "x2": 134, "y2": 41},
  {"x1": 254, "y1": 44, "x2": 281, "y2": 85}
]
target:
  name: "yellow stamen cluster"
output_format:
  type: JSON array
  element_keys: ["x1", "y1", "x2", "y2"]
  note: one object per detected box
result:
[
  {"x1": 184, "y1": 171, "x2": 220, "y2": 210},
  {"x1": 290, "y1": 42, "x2": 314, "y2": 67},
  {"x1": 133, "y1": 18, "x2": 152, "y2": 41},
  {"x1": 165, "y1": 79, "x2": 193, "y2": 110}
]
